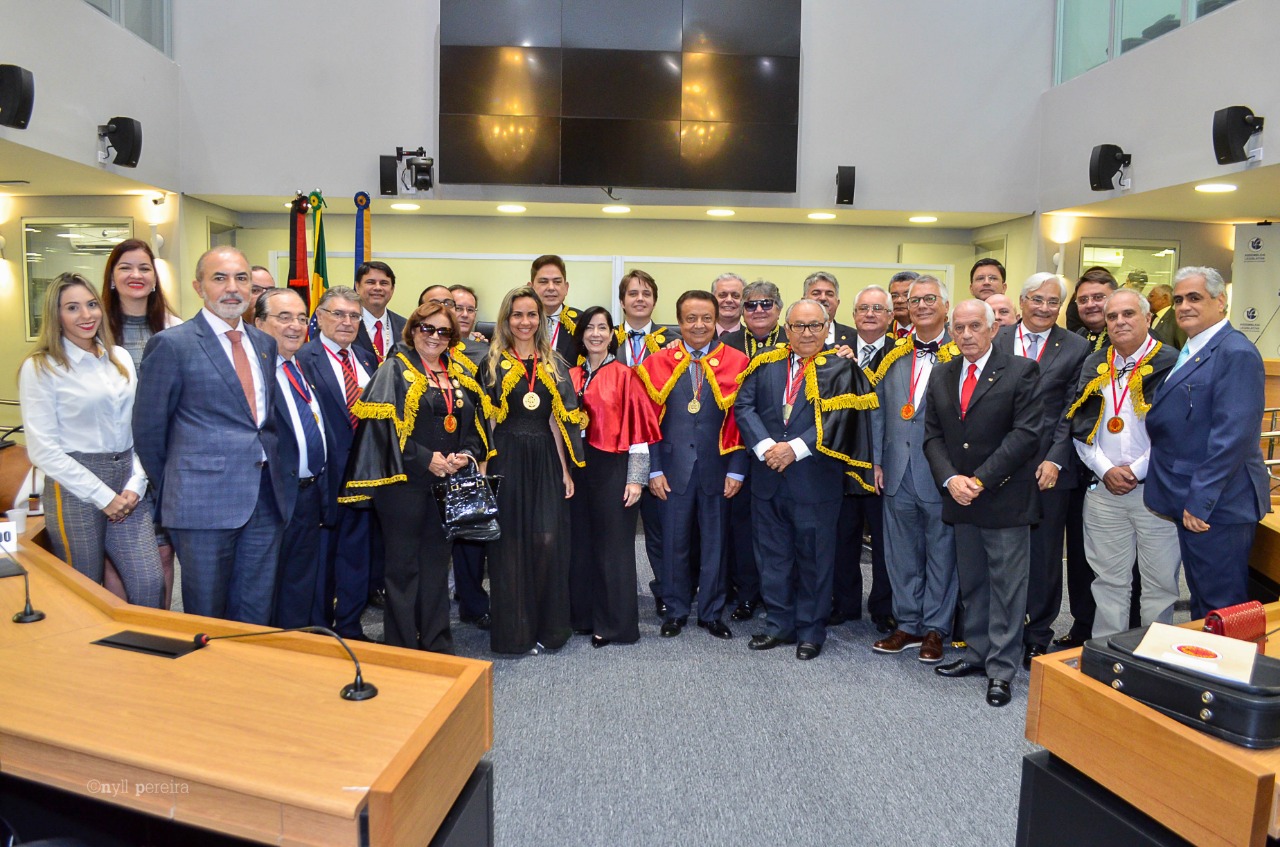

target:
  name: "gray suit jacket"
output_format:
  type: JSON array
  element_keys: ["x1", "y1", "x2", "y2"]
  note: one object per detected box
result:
[
  {"x1": 1151, "y1": 307, "x2": 1187, "y2": 350},
  {"x1": 134, "y1": 312, "x2": 286, "y2": 529},
  {"x1": 871, "y1": 332, "x2": 951, "y2": 501}
]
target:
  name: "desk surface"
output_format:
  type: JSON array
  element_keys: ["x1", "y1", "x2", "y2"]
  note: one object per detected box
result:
[
  {"x1": 1026, "y1": 607, "x2": 1280, "y2": 847},
  {"x1": 0, "y1": 538, "x2": 492, "y2": 847}
]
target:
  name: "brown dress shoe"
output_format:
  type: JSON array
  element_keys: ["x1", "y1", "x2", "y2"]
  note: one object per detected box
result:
[
  {"x1": 918, "y1": 631, "x2": 944, "y2": 663},
  {"x1": 872, "y1": 629, "x2": 925, "y2": 654}
]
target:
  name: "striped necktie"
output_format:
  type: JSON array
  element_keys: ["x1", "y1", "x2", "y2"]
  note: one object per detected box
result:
[{"x1": 337, "y1": 348, "x2": 361, "y2": 428}]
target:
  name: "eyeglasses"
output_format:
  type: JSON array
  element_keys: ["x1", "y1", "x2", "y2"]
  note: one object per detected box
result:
[
  {"x1": 907, "y1": 294, "x2": 941, "y2": 306},
  {"x1": 427, "y1": 297, "x2": 456, "y2": 309},
  {"x1": 251, "y1": 285, "x2": 275, "y2": 296},
  {"x1": 453, "y1": 305, "x2": 477, "y2": 315},
  {"x1": 268, "y1": 312, "x2": 309, "y2": 326},
  {"x1": 744, "y1": 299, "x2": 776, "y2": 312},
  {"x1": 787, "y1": 321, "x2": 827, "y2": 335},
  {"x1": 415, "y1": 325, "x2": 452, "y2": 337},
  {"x1": 855, "y1": 304, "x2": 889, "y2": 314},
  {"x1": 1077, "y1": 293, "x2": 1109, "y2": 305},
  {"x1": 1026, "y1": 296, "x2": 1061, "y2": 309},
  {"x1": 890, "y1": 292, "x2": 909, "y2": 302},
  {"x1": 318, "y1": 307, "x2": 361, "y2": 323}
]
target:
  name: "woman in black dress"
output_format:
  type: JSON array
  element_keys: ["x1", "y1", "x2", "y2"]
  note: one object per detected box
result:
[
  {"x1": 569, "y1": 307, "x2": 661, "y2": 647},
  {"x1": 480, "y1": 286, "x2": 586, "y2": 655},
  {"x1": 342, "y1": 301, "x2": 486, "y2": 653}
]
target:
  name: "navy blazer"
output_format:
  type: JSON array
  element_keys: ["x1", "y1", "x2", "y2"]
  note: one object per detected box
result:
[
  {"x1": 272, "y1": 356, "x2": 338, "y2": 526},
  {"x1": 649, "y1": 367, "x2": 747, "y2": 497},
  {"x1": 353, "y1": 309, "x2": 407, "y2": 363},
  {"x1": 1144, "y1": 322, "x2": 1269, "y2": 524},
  {"x1": 294, "y1": 337, "x2": 378, "y2": 507},
  {"x1": 133, "y1": 312, "x2": 287, "y2": 529},
  {"x1": 735, "y1": 356, "x2": 847, "y2": 505}
]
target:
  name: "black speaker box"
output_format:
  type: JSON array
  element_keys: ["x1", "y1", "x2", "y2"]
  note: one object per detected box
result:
[
  {"x1": 0, "y1": 64, "x2": 35, "y2": 130},
  {"x1": 1213, "y1": 106, "x2": 1263, "y2": 165},
  {"x1": 1089, "y1": 144, "x2": 1130, "y2": 191},
  {"x1": 380, "y1": 155, "x2": 399, "y2": 195},
  {"x1": 835, "y1": 165, "x2": 856, "y2": 205},
  {"x1": 101, "y1": 117, "x2": 142, "y2": 167}
]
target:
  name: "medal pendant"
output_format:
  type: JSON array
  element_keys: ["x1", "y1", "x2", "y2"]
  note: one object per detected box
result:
[
  {"x1": 687, "y1": 398, "x2": 701, "y2": 414},
  {"x1": 1106, "y1": 416, "x2": 1124, "y2": 434},
  {"x1": 523, "y1": 392, "x2": 542, "y2": 411},
  {"x1": 900, "y1": 402, "x2": 915, "y2": 420},
  {"x1": 782, "y1": 402, "x2": 793, "y2": 421},
  {"x1": 443, "y1": 414, "x2": 458, "y2": 433}
]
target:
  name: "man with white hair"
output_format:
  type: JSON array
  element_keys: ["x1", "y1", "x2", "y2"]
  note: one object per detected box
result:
[{"x1": 994, "y1": 273, "x2": 1089, "y2": 668}]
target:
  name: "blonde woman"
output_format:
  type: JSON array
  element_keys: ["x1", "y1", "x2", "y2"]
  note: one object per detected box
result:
[
  {"x1": 480, "y1": 286, "x2": 586, "y2": 654},
  {"x1": 18, "y1": 273, "x2": 163, "y2": 606}
]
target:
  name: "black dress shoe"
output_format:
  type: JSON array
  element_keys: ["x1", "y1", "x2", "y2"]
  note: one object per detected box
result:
[
  {"x1": 871, "y1": 614, "x2": 897, "y2": 634},
  {"x1": 460, "y1": 612, "x2": 492, "y2": 630},
  {"x1": 573, "y1": 628, "x2": 593, "y2": 635},
  {"x1": 367, "y1": 588, "x2": 387, "y2": 609},
  {"x1": 698, "y1": 619, "x2": 733, "y2": 639},
  {"x1": 1051, "y1": 634, "x2": 1086, "y2": 649},
  {"x1": 986, "y1": 679, "x2": 1012, "y2": 707},
  {"x1": 655, "y1": 599, "x2": 669, "y2": 619},
  {"x1": 935, "y1": 659, "x2": 986, "y2": 678},
  {"x1": 1023, "y1": 643, "x2": 1047, "y2": 669},
  {"x1": 747, "y1": 633, "x2": 796, "y2": 651},
  {"x1": 660, "y1": 617, "x2": 686, "y2": 637},
  {"x1": 591, "y1": 635, "x2": 610, "y2": 648},
  {"x1": 796, "y1": 642, "x2": 822, "y2": 660},
  {"x1": 827, "y1": 610, "x2": 848, "y2": 626},
  {"x1": 730, "y1": 600, "x2": 757, "y2": 622}
]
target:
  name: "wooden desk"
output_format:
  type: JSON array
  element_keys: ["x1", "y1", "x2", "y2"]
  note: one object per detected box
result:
[
  {"x1": 0, "y1": 537, "x2": 493, "y2": 846},
  {"x1": 1025, "y1": 607, "x2": 1280, "y2": 847}
]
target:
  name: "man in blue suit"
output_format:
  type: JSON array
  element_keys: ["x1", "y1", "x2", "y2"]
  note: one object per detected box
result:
[
  {"x1": 736, "y1": 299, "x2": 877, "y2": 659},
  {"x1": 1145, "y1": 266, "x2": 1270, "y2": 618},
  {"x1": 295, "y1": 285, "x2": 378, "y2": 639},
  {"x1": 133, "y1": 247, "x2": 288, "y2": 624}
]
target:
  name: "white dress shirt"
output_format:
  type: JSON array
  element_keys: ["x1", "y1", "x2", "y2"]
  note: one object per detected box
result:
[
  {"x1": 319, "y1": 333, "x2": 371, "y2": 391},
  {"x1": 362, "y1": 308, "x2": 391, "y2": 358},
  {"x1": 855, "y1": 334, "x2": 887, "y2": 367},
  {"x1": 19, "y1": 339, "x2": 147, "y2": 509},
  {"x1": 276, "y1": 355, "x2": 328, "y2": 478},
  {"x1": 1074, "y1": 338, "x2": 1155, "y2": 481},
  {"x1": 201, "y1": 308, "x2": 266, "y2": 426},
  {"x1": 957, "y1": 346, "x2": 993, "y2": 403},
  {"x1": 622, "y1": 320, "x2": 655, "y2": 366},
  {"x1": 1180, "y1": 315, "x2": 1229, "y2": 363},
  {"x1": 912, "y1": 330, "x2": 946, "y2": 408}
]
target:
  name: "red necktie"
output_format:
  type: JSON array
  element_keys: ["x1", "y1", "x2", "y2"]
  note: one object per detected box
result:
[
  {"x1": 895, "y1": 327, "x2": 909, "y2": 338},
  {"x1": 338, "y1": 348, "x2": 361, "y2": 428},
  {"x1": 373, "y1": 319, "x2": 385, "y2": 362},
  {"x1": 225, "y1": 330, "x2": 258, "y2": 425},
  {"x1": 960, "y1": 363, "x2": 977, "y2": 419}
]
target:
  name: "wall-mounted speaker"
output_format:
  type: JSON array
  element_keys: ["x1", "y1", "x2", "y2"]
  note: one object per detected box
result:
[
  {"x1": 1212, "y1": 105, "x2": 1264, "y2": 165},
  {"x1": 835, "y1": 165, "x2": 856, "y2": 206},
  {"x1": 99, "y1": 117, "x2": 142, "y2": 167},
  {"x1": 1089, "y1": 143, "x2": 1131, "y2": 191},
  {"x1": 0, "y1": 64, "x2": 35, "y2": 130},
  {"x1": 379, "y1": 155, "x2": 399, "y2": 196}
]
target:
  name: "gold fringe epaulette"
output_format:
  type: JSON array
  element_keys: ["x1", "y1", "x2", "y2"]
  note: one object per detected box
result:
[
  {"x1": 866, "y1": 337, "x2": 957, "y2": 385},
  {"x1": 737, "y1": 344, "x2": 791, "y2": 382}
]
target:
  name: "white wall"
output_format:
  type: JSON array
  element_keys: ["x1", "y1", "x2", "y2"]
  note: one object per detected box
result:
[
  {"x1": 171, "y1": 0, "x2": 1052, "y2": 214},
  {"x1": 1038, "y1": 0, "x2": 1279, "y2": 212},
  {"x1": 0, "y1": 0, "x2": 181, "y2": 190}
]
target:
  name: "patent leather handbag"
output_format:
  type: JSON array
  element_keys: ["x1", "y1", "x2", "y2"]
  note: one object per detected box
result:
[{"x1": 432, "y1": 456, "x2": 502, "y2": 541}]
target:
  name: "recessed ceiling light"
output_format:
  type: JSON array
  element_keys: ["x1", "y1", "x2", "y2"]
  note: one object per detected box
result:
[
  {"x1": 908, "y1": 215, "x2": 938, "y2": 223},
  {"x1": 389, "y1": 202, "x2": 420, "y2": 211},
  {"x1": 807, "y1": 212, "x2": 836, "y2": 220},
  {"x1": 1194, "y1": 183, "x2": 1237, "y2": 193},
  {"x1": 497, "y1": 204, "x2": 527, "y2": 213},
  {"x1": 706, "y1": 209, "x2": 735, "y2": 217},
  {"x1": 602, "y1": 205, "x2": 631, "y2": 214}
]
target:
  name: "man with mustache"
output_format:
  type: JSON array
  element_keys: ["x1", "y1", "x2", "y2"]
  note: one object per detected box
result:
[{"x1": 133, "y1": 247, "x2": 288, "y2": 624}]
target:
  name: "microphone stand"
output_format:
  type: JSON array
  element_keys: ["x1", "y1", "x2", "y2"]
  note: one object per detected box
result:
[
  {"x1": 3, "y1": 549, "x2": 44, "y2": 624},
  {"x1": 193, "y1": 626, "x2": 377, "y2": 700}
]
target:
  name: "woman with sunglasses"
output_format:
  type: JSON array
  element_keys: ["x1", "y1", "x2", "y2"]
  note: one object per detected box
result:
[
  {"x1": 480, "y1": 286, "x2": 586, "y2": 655},
  {"x1": 18, "y1": 273, "x2": 164, "y2": 606},
  {"x1": 341, "y1": 301, "x2": 487, "y2": 653},
  {"x1": 568, "y1": 306, "x2": 661, "y2": 647}
]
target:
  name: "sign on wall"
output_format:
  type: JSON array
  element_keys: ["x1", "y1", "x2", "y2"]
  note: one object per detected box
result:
[{"x1": 1230, "y1": 224, "x2": 1280, "y2": 356}]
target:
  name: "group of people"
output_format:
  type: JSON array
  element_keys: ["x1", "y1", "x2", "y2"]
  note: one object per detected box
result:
[{"x1": 19, "y1": 245, "x2": 1269, "y2": 707}]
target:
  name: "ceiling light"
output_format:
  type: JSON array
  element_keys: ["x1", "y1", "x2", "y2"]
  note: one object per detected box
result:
[
  {"x1": 602, "y1": 205, "x2": 631, "y2": 214},
  {"x1": 706, "y1": 209, "x2": 735, "y2": 217},
  {"x1": 1194, "y1": 183, "x2": 1237, "y2": 193},
  {"x1": 390, "y1": 203, "x2": 420, "y2": 211},
  {"x1": 908, "y1": 215, "x2": 938, "y2": 223},
  {"x1": 497, "y1": 204, "x2": 526, "y2": 213},
  {"x1": 807, "y1": 212, "x2": 836, "y2": 220}
]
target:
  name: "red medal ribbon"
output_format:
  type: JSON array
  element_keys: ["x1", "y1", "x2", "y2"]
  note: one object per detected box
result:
[
  {"x1": 522, "y1": 351, "x2": 540, "y2": 395},
  {"x1": 282, "y1": 359, "x2": 313, "y2": 404},
  {"x1": 784, "y1": 354, "x2": 814, "y2": 408},
  {"x1": 1018, "y1": 325, "x2": 1047, "y2": 362},
  {"x1": 421, "y1": 356, "x2": 455, "y2": 421},
  {"x1": 1108, "y1": 336, "x2": 1153, "y2": 421}
]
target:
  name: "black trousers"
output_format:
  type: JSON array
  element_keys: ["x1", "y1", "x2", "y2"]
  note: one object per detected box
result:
[
  {"x1": 726, "y1": 470, "x2": 760, "y2": 606},
  {"x1": 273, "y1": 479, "x2": 324, "y2": 628},
  {"x1": 452, "y1": 539, "x2": 489, "y2": 618},
  {"x1": 570, "y1": 447, "x2": 641, "y2": 642},
  {"x1": 373, "y1": 481, "x2": 454, "y2": 653},
  {"x1": 833, "y1": 492, "x2": 891, "y2": 619},
  {"x1": 1023, "y1": 486, "x2": 1071, "y2": 647},
  {"x1": 1064, "y1": 479, "x2": 1097, "y2": 640}
]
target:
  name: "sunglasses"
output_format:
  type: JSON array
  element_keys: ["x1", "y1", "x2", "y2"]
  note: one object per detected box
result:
[
  {"x1": 415, "y1": 325, "x2": 452, "y2": 337},
  {"x1": 744, "y1": 299, "x2": 776, "y2": 312}
]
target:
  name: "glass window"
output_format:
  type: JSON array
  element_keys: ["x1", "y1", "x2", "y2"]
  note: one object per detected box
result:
[
  {"x1": 1078, "y1": 238, "x2": 1179, "y2": 295},
  {"x1": 80, "y1": 0, "x2": 170, "y2": 56},
  {"x1": 1056, "y1": 0, "x2": 1112, "y2": 84},
  {"x1": 22, "y1": 219, "x2": 134, "y2": 340},
  {"x1": 1117, "y1": 0, "x2": 1181, "y2": 55}
]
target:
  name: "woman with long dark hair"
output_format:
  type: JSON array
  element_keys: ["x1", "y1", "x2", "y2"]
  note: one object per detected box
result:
[{"x1": 100, "y1": 238, "x2": 182, "y2": 368}]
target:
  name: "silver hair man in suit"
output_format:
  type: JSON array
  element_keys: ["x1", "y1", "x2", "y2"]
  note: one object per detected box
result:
[{"x1": 133, "y1": 246, "x2": 288, "y2": 624}]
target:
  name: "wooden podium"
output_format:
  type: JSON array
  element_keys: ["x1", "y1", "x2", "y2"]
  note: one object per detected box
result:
[{"x1": 0, "y1": 535, "x2": 492, "y2": 846}]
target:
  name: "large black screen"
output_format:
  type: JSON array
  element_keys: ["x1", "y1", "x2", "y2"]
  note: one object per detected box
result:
[{"x1": 438, "y1": 0, "x2": 800, "y2": 192}]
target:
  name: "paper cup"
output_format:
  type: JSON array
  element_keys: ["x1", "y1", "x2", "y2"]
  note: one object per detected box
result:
[{"x1": 6, "y1": 508, "x2": 27, "y2": 535}]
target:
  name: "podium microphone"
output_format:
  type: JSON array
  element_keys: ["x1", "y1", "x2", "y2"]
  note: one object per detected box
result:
[
  {"x1": 192, "y1": 626, "x2": 377, "y2": 700},
  {"x1": 3, "y1": 549, "x2": 45, "y2": 624}
]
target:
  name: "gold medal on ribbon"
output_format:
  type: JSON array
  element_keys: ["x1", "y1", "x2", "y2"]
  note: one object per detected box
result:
[
  {"x1": 782, "y1": 402, "x2": 793, "y2": 420},
  {"x1": 900, "y1": 402, "x2": 915, "y2": 420},
  {"x1": 1106, "y1": 416, "x2": 1124, "y2": 434},
  {"x1": 687, "y1": 397, "x2": 701, "y2": 414},
  {"x1": 523, "y1": 392, "x2": 541, "y2": 411},
  {"x1": 443, "y1": 414, "x2": 458, "y2": 433}
]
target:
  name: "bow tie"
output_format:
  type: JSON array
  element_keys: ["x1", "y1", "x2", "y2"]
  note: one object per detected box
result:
[
  {"x1": 914, "y1": 339, "x2": 939, "y2": 361},
  {"x1": 628, "y1": 329, "x2": 646, "y2": 338},
  {"x1": 1114, "y1": 361, "x2": 1136, "y2": 379}
]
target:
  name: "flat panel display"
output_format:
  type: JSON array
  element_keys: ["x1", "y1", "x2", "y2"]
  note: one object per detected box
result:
[
  {"x1": 439, "y1": 114, "x2": 561, "y2": 185},
  {"x1": 439, "y1": 46, "x2": 562, "y2": 118},
  {"x1": 680, "y1": 121, "x2": 798, "y2": 192},
  {"x1": 681, "y1": 53, "x2": 799, "y2": 125},
  {"x1": 562, "y1": 0, "x2": 683, "y2": 50},
  {"x1": 440, "y1": 0, "x2": 563, "y2": 47},
  {"x1": 682, "y1": 0, "x2": 801, "y2": 56},
  {"x1": 562, "y1": 49, "x2": 681, "y2": 120},
  {"x1": 561, "y1": 118, "x2": 680, "y2": 187}
]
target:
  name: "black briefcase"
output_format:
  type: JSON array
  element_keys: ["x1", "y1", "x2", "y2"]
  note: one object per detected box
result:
[{"x1": 1081, "y1": 627, "x2": 1280, "y2": 749}]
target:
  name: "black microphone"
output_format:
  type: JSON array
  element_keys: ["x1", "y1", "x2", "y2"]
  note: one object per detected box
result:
[
  {"x1": 192, "y1": 626, "x2": 377, "y2": 700},
  {"x1": 3, "y1": 549, "x2": 44, "y2": 624}
]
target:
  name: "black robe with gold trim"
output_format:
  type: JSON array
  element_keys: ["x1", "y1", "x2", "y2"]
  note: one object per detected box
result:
[
  {"x1": 479, "y1": 350, "x2": 588, "y2": 467},
  {"x1": 1065, "y1": 339, "x2": 1177, "y2": 446}
]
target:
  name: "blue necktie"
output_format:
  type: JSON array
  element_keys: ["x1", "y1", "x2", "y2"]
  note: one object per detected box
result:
[
  {"x1": 283, "y1": 360, "x2": 326, "y2": 476},
  {"x1": 1169, "y1": 343, "x2": 1192, "y2": 376}
]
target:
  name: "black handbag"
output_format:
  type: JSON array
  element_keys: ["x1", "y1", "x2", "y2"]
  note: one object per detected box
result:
[{"x1": 432, "y1": 456, "x2": 502, "y2": 542}]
